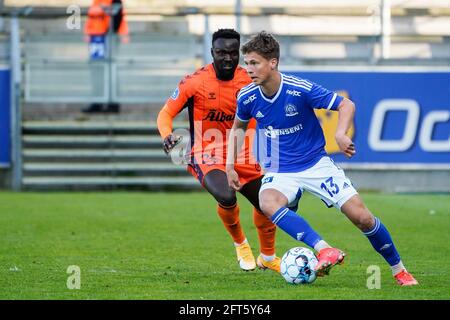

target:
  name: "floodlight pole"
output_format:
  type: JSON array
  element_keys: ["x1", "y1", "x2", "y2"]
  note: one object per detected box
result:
[
  {"x1": 9, "y1": 6, "x2": 32, "y2": 191},
  {"x1": 235, "y1": 0, "x2": 242, "y2": 34},
  {"x1": 104, "y1": 3, "x2": 121, "y2": 105},
  {"x1": 10, "y1": 13, "x2": 22, "y2": 191},
  {"x1": 10, "y1": 13, "x2": 21, "y2": 191},
  {"x1": 203, "y1": 14, "x2": 212, "y2": 64},
  {"x1": 381, "y1": 0, "x2": 391, "y2": 59}
]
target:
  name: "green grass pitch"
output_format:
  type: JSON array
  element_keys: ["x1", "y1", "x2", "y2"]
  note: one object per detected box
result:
[{"x1": 0, "y1": 191, "x2": 449, "y2": 300}]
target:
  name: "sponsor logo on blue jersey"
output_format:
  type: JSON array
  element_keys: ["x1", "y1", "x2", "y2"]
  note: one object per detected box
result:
[
  {"x1": 243, "y1": 94, "x2": 257, "y2": 105},
  {"x1": 264, "y1": 124, "x2": 303, "y2": 138},
  {"x1": 286, "y1": 89, "x2": 302, "y2": 97}
]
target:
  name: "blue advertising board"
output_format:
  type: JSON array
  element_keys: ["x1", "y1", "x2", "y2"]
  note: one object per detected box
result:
[
  {"x1": 0, "y1": 67, "x2": 10, "y2": 167},
  {"x1": 286, "y1": 70, "x2": 450, "y2": 164}
]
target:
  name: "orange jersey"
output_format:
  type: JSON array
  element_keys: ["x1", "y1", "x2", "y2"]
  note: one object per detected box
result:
[
  {"x1": 84, "y1": 0, "x2": 129, "y2": 36},
  {"x1": 161, "y1": 63, "x2": 256, "y2": 166}
]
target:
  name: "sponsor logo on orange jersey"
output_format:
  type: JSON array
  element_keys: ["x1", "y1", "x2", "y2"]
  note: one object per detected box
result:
[{"x1": 202, "y1": 109, "x2": 235, "y2": 122}]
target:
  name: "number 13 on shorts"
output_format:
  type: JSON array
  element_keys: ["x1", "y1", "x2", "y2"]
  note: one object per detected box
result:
[{"x1": 320, "y1": 177, "x2": 340, "y2": 198}]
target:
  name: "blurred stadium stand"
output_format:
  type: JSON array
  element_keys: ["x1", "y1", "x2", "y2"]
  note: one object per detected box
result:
[
  {"x1": 23, "y1": 33, "x2": 200, "y2": 103},
  {"x1": 1, "y1": 0, "x2": 449, "y2": 190},
  {"x1": 21, "y1": 121, "x2": 195, "y2": 190}
]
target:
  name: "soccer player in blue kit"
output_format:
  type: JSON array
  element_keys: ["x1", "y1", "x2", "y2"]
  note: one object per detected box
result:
[{"x1": 226, "y1": 31, "x2": 418, "y2": 286}]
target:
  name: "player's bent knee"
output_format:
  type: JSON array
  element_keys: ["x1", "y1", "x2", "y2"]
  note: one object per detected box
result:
[
  {"x1": 259, "y1": 198, "x2": 283, "y2": 218},
  {"x1": 259, "y1": 189, "x2": 289, "y2": 217},
  {"x1": 352, "y1": 210, "x2": 375, "y2": 231},
  {"x1": 359, "y1": 213, "x2": 376, "y2": 232},
  {"x1": 215, "y1": 193, "x2": 237, "y2": 208},
  {"x1": 341, "y1": 196, "x2": 375, "y2": 231},
  {"x1": 259, "y1": 202, "x2": 276, "y2": 218}
]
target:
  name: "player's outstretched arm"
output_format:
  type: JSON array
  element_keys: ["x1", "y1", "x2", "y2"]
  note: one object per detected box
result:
[
  {"x1": 157, "y1": 104, "x2": 182, "y2": 155},
  {"x1": 335, "y1": 98, "x2": 356, "y2": 158},
  {"x1": 226, "y1": 118, "x2": 249, "y2": 191}
]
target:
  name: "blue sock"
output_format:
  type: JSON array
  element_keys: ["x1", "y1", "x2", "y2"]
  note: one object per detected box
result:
[
  {"x1": 364, "y1": 217, "x2": 401, "y2": 266},
  {"x1": 271, "y1": 207, "x2": 322, "y2": 248}
]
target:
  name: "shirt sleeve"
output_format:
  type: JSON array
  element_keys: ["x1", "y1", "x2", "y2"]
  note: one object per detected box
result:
[
  {"x1": 306, "y1": 82, "x2": 343, "y2": 111},
  {"x1": 164, "y1": 75, "x2": 197, "y2": 117},
  {"x1": 156, "y1": 106, "x2": 174, "y2": 140},
  {"x1": 236, "y1": 96, "x2": 252, "y2": 122}
]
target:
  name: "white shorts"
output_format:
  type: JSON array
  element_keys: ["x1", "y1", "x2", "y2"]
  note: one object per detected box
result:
[{"x1": 259, "y1": 156, "x2": 358, "y2": 210}]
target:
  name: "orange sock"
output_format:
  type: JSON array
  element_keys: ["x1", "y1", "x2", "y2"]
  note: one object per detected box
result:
[
  {"x1": 253, "y1": 208, "x2": 276, "y2": 256},
  {"x1": 217, "y1": 203, "x2": 246, "y2": 245}
]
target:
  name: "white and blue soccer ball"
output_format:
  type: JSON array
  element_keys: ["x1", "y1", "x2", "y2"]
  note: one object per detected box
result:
[{"x1": 280, "y1": 247, "x2": 318, "y2": 284}]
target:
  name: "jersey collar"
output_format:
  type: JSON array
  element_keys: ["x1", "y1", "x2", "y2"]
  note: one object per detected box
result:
[{"x1": 259, "y1": 72, "x2": 283, "y2": 103}]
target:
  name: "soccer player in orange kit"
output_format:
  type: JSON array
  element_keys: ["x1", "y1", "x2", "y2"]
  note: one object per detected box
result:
[{"x1": 157, "y1": 29, "x2": 280, "y2": 272}]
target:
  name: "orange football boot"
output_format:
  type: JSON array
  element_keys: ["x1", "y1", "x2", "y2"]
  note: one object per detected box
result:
[
  {"x1": 315, "y1": 247, "x2": 346, "y2": 277},
  {"x1": 394, "y1": 270, "x2": 419, "y2": 286}
]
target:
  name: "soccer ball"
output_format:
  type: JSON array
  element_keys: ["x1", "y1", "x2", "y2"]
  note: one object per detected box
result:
[{"x1": 280, "y1": 247, "x2": 318, "y2": 284}]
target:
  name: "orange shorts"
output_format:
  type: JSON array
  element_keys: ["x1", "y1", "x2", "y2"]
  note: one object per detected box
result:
[{"x1": 187, "y1": 161, "x2": 262, "y2": 187}]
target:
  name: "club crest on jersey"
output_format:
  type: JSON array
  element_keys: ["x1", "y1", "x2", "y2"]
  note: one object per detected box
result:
[
  {"x1": 170, "y1": 87, "x2": 180, "y2": 100},
  {"x1": 285, "y1": 104, "x2": 298, "y2": 117}
]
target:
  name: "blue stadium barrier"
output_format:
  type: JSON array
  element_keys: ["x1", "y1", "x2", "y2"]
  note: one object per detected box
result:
[
  {"x1": 0, "y1": 67, "x2": 10, "y2": 167},
  {"x1": 284, "y1": 69, "x2": 450, "y2": 165}
]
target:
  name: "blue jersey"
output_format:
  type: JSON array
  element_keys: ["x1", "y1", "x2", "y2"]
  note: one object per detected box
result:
[{"x1": 236, "y1": 73, "x2": 343, "y2": 173}]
